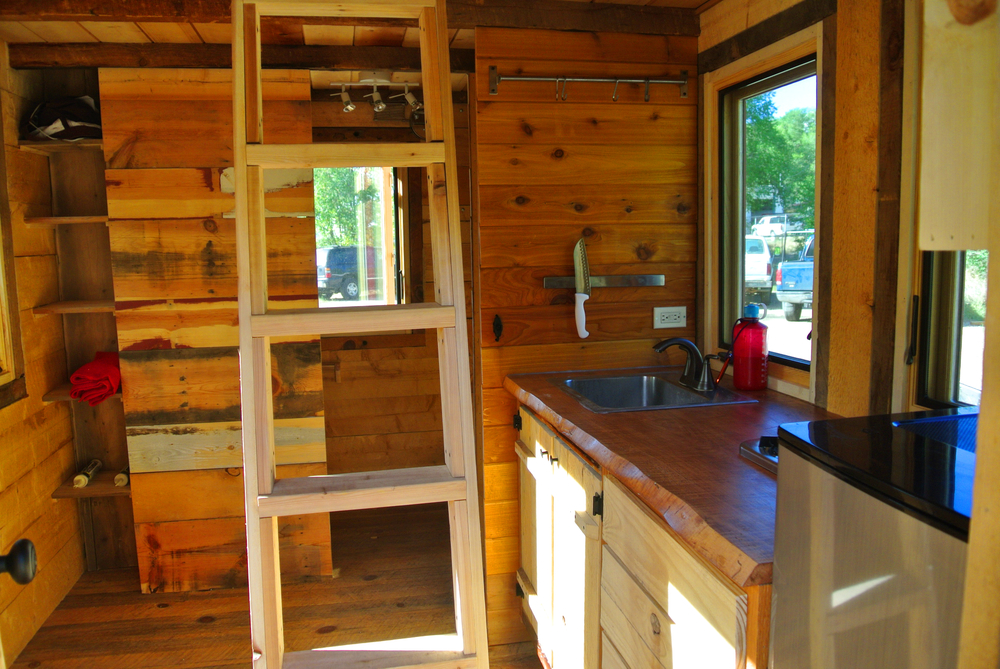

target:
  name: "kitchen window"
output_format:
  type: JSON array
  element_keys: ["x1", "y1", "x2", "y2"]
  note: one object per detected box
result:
[
  {"x1": 719, "y1": 58, "x2": 818, "y2": 367},
  {"x1": 0, "y1": 210, "x2": 23, "y2": 400},
  {"x1": 916, "y1": 250, "x2": 989, "y2": 407}
]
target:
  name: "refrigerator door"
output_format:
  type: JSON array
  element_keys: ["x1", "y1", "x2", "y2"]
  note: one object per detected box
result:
[{"x1": 771, "y1": 445, "x2": 967, "y2": 669}]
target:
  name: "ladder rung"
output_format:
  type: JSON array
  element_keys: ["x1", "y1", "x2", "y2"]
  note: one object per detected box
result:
[
  {"x1": 255, "y1": 0, "x2": 434, "y2": 19},
  {"x1": 257, "y1": 465, "x2": 466, "y2": 517},
  {"x1": 251, "y1": 303, "x2": 455, "y2": 337},
  {"x1": 282, "y1": 649, "x2": 477, "y2": 669},
  {"x1": 245, "y1": 143, "x2": 445, "y2": 169}
]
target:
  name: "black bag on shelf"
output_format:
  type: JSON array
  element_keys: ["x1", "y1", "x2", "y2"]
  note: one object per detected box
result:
[{"x1": 19, "y1": 95, "x2": 102, "y2": 142}]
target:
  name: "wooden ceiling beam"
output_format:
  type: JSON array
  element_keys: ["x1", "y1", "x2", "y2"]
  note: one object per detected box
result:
[
  {"x1": 8, "y1": 43, "x2": 477, "y2": 72},
  {"x1": 0, "y1": 0, "x2": 698, "y2": 36}
]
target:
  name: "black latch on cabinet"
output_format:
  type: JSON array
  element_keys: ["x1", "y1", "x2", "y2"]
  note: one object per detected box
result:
[
  {"x1": 513, "y1": 412, "x2": 522, "y2": 431},
  {"x1": 515, "y1": 581, "x2": 524, "y2": 598},
  {"x1": 592, "y1": 492, "x2": 604, "y2": 517}
]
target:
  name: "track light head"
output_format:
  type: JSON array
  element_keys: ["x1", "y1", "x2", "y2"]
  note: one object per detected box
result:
[
  {"x1": 339, "y1": 86, "x2": 356, "y2": 113},
  {"x1": 404, "y1": 91, "x2": 422, "y2": 110},
  {"x1": 370, "y1": 89, "x2": 386, "y2": 113}
]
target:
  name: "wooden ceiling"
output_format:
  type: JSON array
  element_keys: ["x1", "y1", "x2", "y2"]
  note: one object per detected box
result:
[{"x1": 0, "y1": 20, "x2": 477, "y2": 50}]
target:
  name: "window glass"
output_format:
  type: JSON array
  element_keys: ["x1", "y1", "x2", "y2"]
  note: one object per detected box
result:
[
  {"x1": 314, "y1": 167, "x2": 399, "y2": 307},
  {"x1": 721, "y1": 60, "x2": 817, "y2": 365},
  {"x1": 959, "y1": 250, "x2": 988, "y2": 405}
]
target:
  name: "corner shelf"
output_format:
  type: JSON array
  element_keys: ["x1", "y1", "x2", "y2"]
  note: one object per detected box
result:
[
  {"x1": 24, "y1": 215, "x2": 109, "y2": 229},
  {"x1": 52, "y1": 471, "x2": 130, "y2": 499},
  {"x1": 33, "y1": 300, "x2": 115, "y2": 315},
  {"x1": 18, "y1": 139, "x2": 103, "y2": 155},
  {"x1": 42, "y1": 382, "x2": 122, "y2": 404}
]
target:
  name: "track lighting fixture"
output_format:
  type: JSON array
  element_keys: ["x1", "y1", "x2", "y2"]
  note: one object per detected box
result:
[
  {"x1": 339, "y1": 85, "x2": 356, "y2": 113},
  {"x1": 366, "y1": 85, "x2": 387, "y2": 113},
  {"x1": 391, "y1": 84, "x2": 422, "y2": 110}
]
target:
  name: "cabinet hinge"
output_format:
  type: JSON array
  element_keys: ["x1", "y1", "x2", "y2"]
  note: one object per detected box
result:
[
  {"x1": 592, "y1": 492, "x2": 604, "y2": 517},
  {"x1": 513, "y1": 412, "x2": 522, "y2": 431},
  {"x1": 515, "y1": 581, "x2": 524, "y2": 598}
]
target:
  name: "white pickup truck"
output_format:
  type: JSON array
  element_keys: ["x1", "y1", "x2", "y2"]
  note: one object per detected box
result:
[{"x1": 744, "y1": 234, "x2": 772, "y2": 304}]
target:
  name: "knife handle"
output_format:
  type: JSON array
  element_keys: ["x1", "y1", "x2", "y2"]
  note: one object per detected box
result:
[{"x1": 575, "y1": 293, "x2": 590, "y2": 339}]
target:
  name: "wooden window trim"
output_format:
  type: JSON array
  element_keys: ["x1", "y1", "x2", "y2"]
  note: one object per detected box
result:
[
  {"x1": 0, "y1": 160, "x2": 26, "y2": 409},
  {"x1": 700, "y1": 22, "x2": 824, "y2": 404}
]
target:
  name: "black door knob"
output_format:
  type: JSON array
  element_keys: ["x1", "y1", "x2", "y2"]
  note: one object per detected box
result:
[{"x1": 0, "y1": 539, "x2": 36, "y2": 585}]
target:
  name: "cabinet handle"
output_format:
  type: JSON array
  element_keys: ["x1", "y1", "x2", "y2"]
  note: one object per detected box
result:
[
  {"x1": 540, "y1": 449, "x2": 548, "y2": 461},
  {"x1": 650, "y1": 612, "x2": 661, "y2": 636}
]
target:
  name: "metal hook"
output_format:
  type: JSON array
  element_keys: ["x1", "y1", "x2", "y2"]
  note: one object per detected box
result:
[
  {"x1": 560, "y1": 78, "x2": 568, "y2": 101},
  {"x1": 644, "y1": 79, "x2": 651, "y2": 102},
  {"x1": 555, "y1": 77, "x2": 561, "y2": 100},
  {"x1": 612, "y1": 79, "x2": 620, "y2": 102}
]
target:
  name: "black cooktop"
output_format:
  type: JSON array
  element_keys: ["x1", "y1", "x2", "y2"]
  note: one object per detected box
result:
[{"x1": 778, "y1": 407, "x2": 977, "y2": 541}]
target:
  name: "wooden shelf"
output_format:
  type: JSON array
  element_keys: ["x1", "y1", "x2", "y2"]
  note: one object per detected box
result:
[
  {"x1": 52, "y1": 471, "x2": 130, "y2": 499},
  {"x1": 42, "y1": 382, "x2": 121, "y2": 404},
  {"x1": 18, "y1": 139, "x2": 103, "y2": 155},
  {"x1": 33, "y1": 300, "x2": 115, "y2": 315},
  {"x1": 24, "y1": 215, "x2": 109, "y2": 229}
]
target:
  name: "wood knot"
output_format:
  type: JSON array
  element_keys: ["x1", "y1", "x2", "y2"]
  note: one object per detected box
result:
[
  {"x1": 520, "y1": 121, "x2": 534, "y2": 136},
  {"x1": 551, "y1": 148, "x2": 565, "y2": 159},
  {"x1": 635, "y1": 243, "x2": 654, "y2": 260},
  {"x1": 202, "y1": 219, "x2": 218, "y2": 233},
  {"x1": 625, "y1": 205, "x2": 634, "y2": 214},
  {"x1": 509, "y1": 158, "x2": 520, "y2": 165},
  {"x1": 572, "y1": 202, "x2": 588, "y2": 213},
  {"x1": 948, "y1": 0, "x2": 996, "y2": 24},
  {"x1": 342, "y1": 339, "x2": 357, "y2": 350},
  {"x1": 198, "y1": 616, "x2": 216, "y2": 624},
  {"x1": 677, "y1": 203, "x2": 690, "y2": 215},
  {"x1": 362, "y1": 574, "x2": 379, "y2": 581},
  {"x1": 514, "y1": 195, "x2": 529, "y2": 206},
  {"x1": 582, "y1": 227, "x2": 595, "y2": 238},
  {"x1": 316, "y1": 626, "x2": 338, "y2": 634},
  {"x1": 650, "y1": 112, "x2": 661, "y2": 121}
]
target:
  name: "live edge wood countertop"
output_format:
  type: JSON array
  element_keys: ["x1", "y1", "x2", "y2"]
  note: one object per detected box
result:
[{"x1": 504, "y1": 366, "x2": 835, "y2": 589}]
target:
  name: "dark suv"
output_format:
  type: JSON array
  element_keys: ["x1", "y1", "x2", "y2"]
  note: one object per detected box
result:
[{"x1": 316, "y1": 246, "x2": 360, "y2": 300}]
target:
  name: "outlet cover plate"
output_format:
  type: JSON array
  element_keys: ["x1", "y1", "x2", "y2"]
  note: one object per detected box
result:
[{"x1": 654, "y1": 306, "x2": 687, "y2": 329}]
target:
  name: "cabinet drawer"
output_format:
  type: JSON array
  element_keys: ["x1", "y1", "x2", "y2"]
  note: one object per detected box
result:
[
  {"x1": 601, "y1": 545, "x2": 672, "y2": 667},
  {"x1": 603, "y1": 477, "x2": 748, "y2": 668}
]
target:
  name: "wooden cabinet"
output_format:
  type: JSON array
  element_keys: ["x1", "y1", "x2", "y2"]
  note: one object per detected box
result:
[
  {"x1": 601, "y1": 477, "x2": 748, "y2": 669},
  {"x1": 516, "y1": 406, "x2": 602, "y2": 669}
]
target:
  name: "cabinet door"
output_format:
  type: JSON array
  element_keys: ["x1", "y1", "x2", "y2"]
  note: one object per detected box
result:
[
  {"x1": 550, "y1": 430, "x2": 603, "y2": 669},
  {"x1": 516, "y1": 409, "x2": 556, "y2": 660}
]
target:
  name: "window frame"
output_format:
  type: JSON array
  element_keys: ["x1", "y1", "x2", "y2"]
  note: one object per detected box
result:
[
  {"x1": 718, "y1": 57, "x2": 818, "y2": 372},
  {"x1": 0, "y1": 171, "x2": 25, "y2": 405},
  {"x1": 700, "y1": 23, "x2": 825, "y2": 402}
]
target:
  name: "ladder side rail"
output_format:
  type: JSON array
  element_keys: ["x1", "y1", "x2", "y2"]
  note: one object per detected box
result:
[{"x1": 234, "y1": 2, "x2": 284, "y2": 666}]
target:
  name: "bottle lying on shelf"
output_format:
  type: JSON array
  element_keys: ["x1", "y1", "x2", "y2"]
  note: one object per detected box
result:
[{"x1": 73, "y1": 459, "x2": 103, "y2": 488}]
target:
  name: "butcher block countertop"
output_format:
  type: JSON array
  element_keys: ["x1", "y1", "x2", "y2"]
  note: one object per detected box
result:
[{"x1": 504, "y1": 366, "x2": 835, "y2": 589}]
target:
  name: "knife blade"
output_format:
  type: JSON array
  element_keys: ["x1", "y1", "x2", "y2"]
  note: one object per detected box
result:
[{"x1": 573, "y1": 238, "x2": 591, "y2": 338}]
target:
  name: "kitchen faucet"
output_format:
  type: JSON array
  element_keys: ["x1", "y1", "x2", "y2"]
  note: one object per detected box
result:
[{"x1": 653, "y1": 337, "x2": 718, "y2": 392}]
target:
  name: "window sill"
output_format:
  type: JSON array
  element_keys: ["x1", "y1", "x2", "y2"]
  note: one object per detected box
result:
[{"x1": 710, "y1": 358, "x2": 812, "y2": 403}]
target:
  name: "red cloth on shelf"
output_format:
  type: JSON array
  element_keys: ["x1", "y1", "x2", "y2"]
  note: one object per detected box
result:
[{"x1": 69, "y1": 351, "x2": 121, "y2": 406}]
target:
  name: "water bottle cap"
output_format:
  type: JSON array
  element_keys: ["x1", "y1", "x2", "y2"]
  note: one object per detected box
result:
[{"x1": 743, "y1": 304, "x2": 760, "y2": 319}]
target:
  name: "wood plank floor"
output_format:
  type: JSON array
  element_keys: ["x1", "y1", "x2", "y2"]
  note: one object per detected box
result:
[{"x1": 11, "y1": 504, "x2": 541, "y2": 669}]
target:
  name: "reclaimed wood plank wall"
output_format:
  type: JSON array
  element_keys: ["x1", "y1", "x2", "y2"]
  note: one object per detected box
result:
[
  {"x1": 100, "y1": 68, "x2": 331, "y2": 593},
  {"x1": 0, "y1": 52, "x2": 86, "y2": 661},
  {"x1": 473, "y1": 27, "x2": 698, "y2": 645}
]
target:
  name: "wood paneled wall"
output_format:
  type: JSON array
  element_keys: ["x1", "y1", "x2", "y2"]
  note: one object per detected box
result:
[
  {"x1": 0, "y1": 50, "x2": 85, "y2": 663},
  {"x1": 699, "y1": 0, "x2": 805, "y2": 51},
  {"x1": 100, "y1": 68, "x2": 331, "y2": 592},
  {"x1": 473, "y1": 27, "x2": 698, "y2": 645}
]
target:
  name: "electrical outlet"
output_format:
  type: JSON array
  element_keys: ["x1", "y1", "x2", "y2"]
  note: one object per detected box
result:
[{"x1": 654, "y1": 306, "x2": 687, "y2": 329}]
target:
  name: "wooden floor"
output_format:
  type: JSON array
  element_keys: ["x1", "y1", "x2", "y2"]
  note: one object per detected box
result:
[{"x1": 11, "y1": 504, "x2": 541, "y2": 669}]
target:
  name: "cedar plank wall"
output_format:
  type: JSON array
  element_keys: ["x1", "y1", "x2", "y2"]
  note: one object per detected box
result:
[
  {"x1": 99, "y1": 68, "x2": 332, "y2": 592},
  {"x1": 699, "y1": 0, "x2": 888, "y2": 418},
  {"x1": 0, "y1": 51, "x2": 85, "y2": 662},
  {"x1": 473, "y1": 27, "x2": 697, "y2": 645}
]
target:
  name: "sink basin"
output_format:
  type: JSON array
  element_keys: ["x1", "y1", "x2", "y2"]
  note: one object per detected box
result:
[{"x1": 555, "y1": 372, "x2": 757, "y2": 413}]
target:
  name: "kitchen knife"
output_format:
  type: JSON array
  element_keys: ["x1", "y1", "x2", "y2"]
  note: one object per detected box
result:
[{"x1": 573, "y1": 238, "x2": 591, "y2": 338}]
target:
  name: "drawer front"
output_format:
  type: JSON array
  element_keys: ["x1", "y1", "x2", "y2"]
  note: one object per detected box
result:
[
  {"x1": 602, "y1": 545, "x2": 673, "y2": 667},
  {"x1": 603, "y1": 477, "x2": 748, "y2": 668}
]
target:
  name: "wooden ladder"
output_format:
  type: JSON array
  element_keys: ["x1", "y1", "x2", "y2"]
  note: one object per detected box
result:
[{"x1": 231, "y1": 1, "x2": 489, "y2": 667}]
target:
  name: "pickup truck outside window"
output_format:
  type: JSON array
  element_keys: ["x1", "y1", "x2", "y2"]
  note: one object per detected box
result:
[{"x1": 720, "y1": 58, "x2": 818, "y2": 365}]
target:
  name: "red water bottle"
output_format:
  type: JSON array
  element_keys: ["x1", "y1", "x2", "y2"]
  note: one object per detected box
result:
[{"x1": 732, "y1": 304, "x2": 768, "y2": 390}]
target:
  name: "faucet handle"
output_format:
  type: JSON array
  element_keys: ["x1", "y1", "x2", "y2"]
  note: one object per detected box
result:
[{"x1": 693, "y1": 354, "x2": 720, "y2": 393}]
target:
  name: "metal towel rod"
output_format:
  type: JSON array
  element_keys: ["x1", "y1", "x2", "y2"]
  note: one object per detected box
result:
[{"x1": 488, "y1": 66, "x2": 688, "y2": 100}]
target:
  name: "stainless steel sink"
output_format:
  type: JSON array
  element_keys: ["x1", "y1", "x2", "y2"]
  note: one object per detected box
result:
[{"x1": 555, "y1": 372, "x2": 756, "y2": 413}]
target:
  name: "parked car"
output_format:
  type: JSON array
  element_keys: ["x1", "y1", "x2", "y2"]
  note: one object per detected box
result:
[
  {"x1": 751, "y1": 215, "x2": 787, "y2": 237},
  {"x1": 317, "y1": 246, "x2": 361, "y2": 300},
  {"x1": 744, "y1": 234, "x2": 773, "y2": 305},
  {"x1": 776, "y1": 234, "x2": 814, "y2": 321}
]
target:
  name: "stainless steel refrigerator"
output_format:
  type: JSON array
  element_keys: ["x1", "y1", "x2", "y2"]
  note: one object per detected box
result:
[{"x1": 771, "y1": 408, "x2": 976, "y2": 669}]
